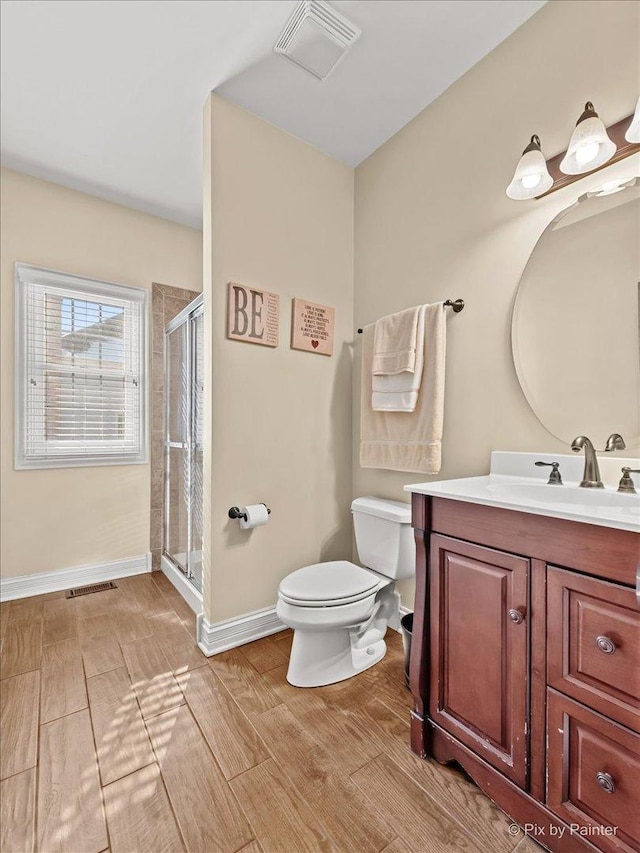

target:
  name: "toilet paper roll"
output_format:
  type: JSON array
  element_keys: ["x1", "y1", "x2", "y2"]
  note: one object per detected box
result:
[{"x1": 239, "y1": 504, "x2": 270, "y2": 530}]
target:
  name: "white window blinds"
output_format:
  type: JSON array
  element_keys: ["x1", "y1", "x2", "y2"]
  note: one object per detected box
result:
[{"x1": 15, "y1": 264, "x2": 147, "y2": 468}]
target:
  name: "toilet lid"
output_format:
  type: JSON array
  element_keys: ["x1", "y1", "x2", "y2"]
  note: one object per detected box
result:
[{"x1": 279, "y1": 560, "x2": 380, "y2": 607}]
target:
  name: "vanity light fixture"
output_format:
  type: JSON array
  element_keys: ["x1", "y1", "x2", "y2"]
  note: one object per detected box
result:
[
  {"x1": 587, "y1": 176, "x2": 636, "y2": 197},
  {"x1": 507, "y1": 98, "x2": 640, "y2": 200},
  {"x1": 625, "y1": 96, "x2": 640, "y2": 143},
  {"x1": 505, "y1": 135, "x2": 553, "y2": 199},
  {"x1": 559, "y1": 102, "x2": 616, "y2": 175}
]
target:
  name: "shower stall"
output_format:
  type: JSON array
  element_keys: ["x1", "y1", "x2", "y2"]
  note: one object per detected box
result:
[{"x1": 161, "y1": 294, "x2": 204, "y2": 602}]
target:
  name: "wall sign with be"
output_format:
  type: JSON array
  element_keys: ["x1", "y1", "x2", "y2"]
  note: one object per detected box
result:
[{"x1": 227, "y1": 282, "x2": 279, "y2": 347}]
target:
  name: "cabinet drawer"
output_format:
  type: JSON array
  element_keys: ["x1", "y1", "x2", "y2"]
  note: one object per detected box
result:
[
  {"x1": 547, "y1": 690, "x2": 640, "y2": 853},
  {"x1": 547, "y1": 567, "x2": 640, "y2": 732}
]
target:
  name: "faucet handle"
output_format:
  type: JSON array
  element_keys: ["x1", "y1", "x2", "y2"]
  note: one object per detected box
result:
[
  {"x1": 618, "y1": 467, "x2": 640, "y2": 494},
  {"x1": 535, "y1": 460, "x2": 563, "y2": 485},
  {"x1": 605, "y1": 433, "x2": 626, "y2": 452}
]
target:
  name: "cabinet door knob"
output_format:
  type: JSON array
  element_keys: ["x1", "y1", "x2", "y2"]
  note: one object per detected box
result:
[
  {"x1": 596, "y1": 771, "x2": 615, "y2": 793},
  {"x1": 596, "y1": 635, "x2": 617, "y2": 654},
  {"x1": 508, "y1": 608, "x2": 525, "y2": 624}
]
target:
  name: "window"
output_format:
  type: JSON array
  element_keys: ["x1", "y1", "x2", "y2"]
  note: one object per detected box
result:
[{"x1": 15, "y1": 264, "x2": 147, "y2": 469}]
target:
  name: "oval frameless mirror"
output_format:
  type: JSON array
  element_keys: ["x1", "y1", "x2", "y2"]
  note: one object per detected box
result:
[{"x1": 512, "y1": 176, "x2": 640, "y2": 447}]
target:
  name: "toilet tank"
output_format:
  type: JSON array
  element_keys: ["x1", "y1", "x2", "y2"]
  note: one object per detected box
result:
[{"x1": 351, "y1": 497, "x2": 415, "y2": 580}]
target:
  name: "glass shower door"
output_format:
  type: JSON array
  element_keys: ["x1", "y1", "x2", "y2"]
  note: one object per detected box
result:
[
  {"x1": 163, "y1": 296, "x2": 203, "y2": 591},
  {"x1": 188, "y1": 308, "x2": 203, "y2": 590},
  {"x1": 164, "y1": 321, "x2": 189, "y2": 575}
]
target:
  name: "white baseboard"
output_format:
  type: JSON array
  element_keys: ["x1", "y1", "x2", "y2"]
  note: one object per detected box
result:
[
  {"x1": 196, "y1": 599, "x2": 411, "y2": 657},
  {"x1": 197, "y1": 605, "x2": 286, "y2": 657},
  {"x1": 160, "y1": 554, "x2": 202, "y2": 615},
  {"x1": 0, "y1": 553, "x2": 151, "y2": 601}
]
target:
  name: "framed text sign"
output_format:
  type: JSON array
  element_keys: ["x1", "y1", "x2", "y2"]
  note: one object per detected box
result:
[
  {"x1": 227, "y1": 282, "x2": 279, "y2": 347},
  {"x1": 291, "y1": 298, "x2": 335, "y2": 356}
]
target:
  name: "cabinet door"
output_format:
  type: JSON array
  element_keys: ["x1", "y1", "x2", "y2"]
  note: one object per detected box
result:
[{"x1": 429, "y1": 534, "x2": 529, "y2": 786}]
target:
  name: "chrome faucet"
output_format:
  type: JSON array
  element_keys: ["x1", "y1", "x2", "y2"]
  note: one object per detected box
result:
[{"x1": 571, "y1": 433, "x2": 626, "y2": 488}]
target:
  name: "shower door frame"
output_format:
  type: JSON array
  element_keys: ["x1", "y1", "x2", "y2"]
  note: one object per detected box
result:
[{"x1": 163, "y1": 293, "x2": 203, "y2": 589}]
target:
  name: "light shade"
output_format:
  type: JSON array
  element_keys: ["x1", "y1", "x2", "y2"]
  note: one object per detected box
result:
[
  {"x1": 588, "y1": 177, "x2": 636, "y2": 197},
  {"x1": 506, "y1": 135, "x2": 553, "y2": 200},
  {"x1": 560, "y1": 102, "x2": 616, "y2": 175},
  {"x1": 625, "y1": 97, "x2": 640, "y2": 143}
]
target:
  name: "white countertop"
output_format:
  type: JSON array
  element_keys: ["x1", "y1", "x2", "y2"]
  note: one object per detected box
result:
[{"x1": 404, "y1": 452, "x2": 640, "y2": 534}]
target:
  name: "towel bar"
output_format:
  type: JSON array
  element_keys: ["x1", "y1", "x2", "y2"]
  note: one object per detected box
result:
[{"x1": 356, "y1": 298, "x2": 464, "y2": 333}]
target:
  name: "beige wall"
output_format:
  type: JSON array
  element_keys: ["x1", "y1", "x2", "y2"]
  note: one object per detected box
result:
[
  {"x1": 0, "y1": 168, "x2": 202, "y2": 578},
  {"x1": 353, "y1": 0, "x2": 640, "y2": 602},
  {"x1": 203, "y1": 95, "x2": 354, "y2": 623}
]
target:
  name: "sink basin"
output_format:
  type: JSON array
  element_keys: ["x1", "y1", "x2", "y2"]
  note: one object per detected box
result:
[
  {"x1": 405, "y1": 452, "x2": 640, "y2": 533},
  {"x1": 487, "y1": 482, "x2": 640, "y2": 511}
]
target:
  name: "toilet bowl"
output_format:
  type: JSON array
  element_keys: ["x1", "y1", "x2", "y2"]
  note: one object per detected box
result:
[{"x1": 276, "y1": 497, "x2": 414, "y2": 687}]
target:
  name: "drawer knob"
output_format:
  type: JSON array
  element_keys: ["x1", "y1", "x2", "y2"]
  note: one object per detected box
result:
[
  {"x1": 596, "y1": 635, "x2": 617, "y2": 655},
  {"x1": 596, "y1": 771, "x2": 615, "y2": 793},
  {"x1": 508, "y1": 608, "x2": 525, "y2": 624}
]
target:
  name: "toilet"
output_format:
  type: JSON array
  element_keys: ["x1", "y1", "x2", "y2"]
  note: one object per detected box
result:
[{"x1": 276, "y1": 497, "x2": 415, "y2": 687}]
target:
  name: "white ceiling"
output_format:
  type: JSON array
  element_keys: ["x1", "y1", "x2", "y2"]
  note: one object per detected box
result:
[{"x1": 1, "y1": 0, "x2": 545, "y2": 228}]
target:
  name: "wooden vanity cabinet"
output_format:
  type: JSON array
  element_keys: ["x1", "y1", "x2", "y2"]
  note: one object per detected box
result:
[{"x1": 410, "y1": 494, "x2": 640, "y2": 853}]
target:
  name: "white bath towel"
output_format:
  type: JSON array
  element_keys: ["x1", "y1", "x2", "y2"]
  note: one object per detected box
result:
[
  {"x1": 372, "y1": 305, "x2": 423, "y2": 376},
  {"x1": 360, "y1": 302, "x2": 446, "y2": 474},
  {"x1": 372, "y1": 304, "x2": 427, "y2": 412}
]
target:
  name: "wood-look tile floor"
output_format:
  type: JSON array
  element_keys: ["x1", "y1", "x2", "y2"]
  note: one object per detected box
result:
[{"x1": 0, "y1": 572, "x2": 543, "y2": 853}]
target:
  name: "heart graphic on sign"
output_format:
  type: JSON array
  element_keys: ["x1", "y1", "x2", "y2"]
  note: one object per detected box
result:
[{"x1": 311, "y1": 340, "x2": 319, "y2": 349}]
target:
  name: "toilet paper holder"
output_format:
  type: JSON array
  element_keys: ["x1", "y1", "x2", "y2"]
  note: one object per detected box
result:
[{"x1": 228, "y1": 504, "x2": 271, "y2": 522}]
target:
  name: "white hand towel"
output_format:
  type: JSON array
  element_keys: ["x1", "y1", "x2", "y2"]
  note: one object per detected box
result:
[
  {"x1": 372, "y1": 305, "x2": 423, "y2": 375},
  {"x1": 372, "y1": 304, "x2": 426, "y2": 412},
  {"x1": 371, "y1": 389, "x2": 420, "y2": 411},
  {"x1": 360, "y1": 302, "x2": 446, "y2": 474}
]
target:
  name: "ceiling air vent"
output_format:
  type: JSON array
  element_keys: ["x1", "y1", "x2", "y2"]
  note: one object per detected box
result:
[{"x1": 274, "y1": 1, "x2": 361, "y2": 81}]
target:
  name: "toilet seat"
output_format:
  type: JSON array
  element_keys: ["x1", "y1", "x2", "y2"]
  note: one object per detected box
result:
[{"x1": 278, "y1": 560, "x2": 380, "y2": 608}]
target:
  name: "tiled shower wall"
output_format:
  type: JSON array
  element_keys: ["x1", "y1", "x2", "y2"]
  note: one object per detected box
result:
[{"x1": 150, "y1": 282, "x2": 200, "y2": 570}]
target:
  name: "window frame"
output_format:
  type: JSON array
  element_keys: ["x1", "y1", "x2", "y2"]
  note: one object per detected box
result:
[{"x1": 14, "y1": 263, "x2": 148, "y2": 470}]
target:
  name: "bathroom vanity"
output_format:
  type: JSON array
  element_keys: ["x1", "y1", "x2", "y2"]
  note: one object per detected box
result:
[{"x1": 405, "y1": 454, "x2": 640, "y2": 853}]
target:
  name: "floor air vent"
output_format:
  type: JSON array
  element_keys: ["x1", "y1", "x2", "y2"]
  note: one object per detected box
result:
[
  {"x1": 66, "y1": 581, "x2": 118, "y2": 598},
  {"x1": 274, "y1": 1, "x2": 361, "y2": 80}
]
